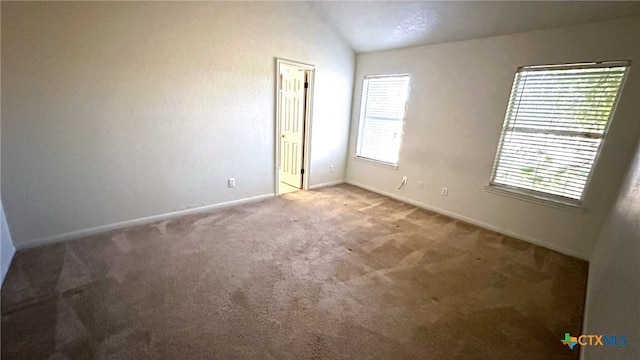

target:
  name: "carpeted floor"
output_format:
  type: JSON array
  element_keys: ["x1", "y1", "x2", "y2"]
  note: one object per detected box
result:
[{"x1": 1, "y1": 184, "x2": 587, "y2": 359}]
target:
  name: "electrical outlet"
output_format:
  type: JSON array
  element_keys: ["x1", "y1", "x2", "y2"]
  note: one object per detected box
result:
[
  {"x1": 330, "y1": 165, "x2": 334, "y2": 173},
  {"x1": 418, "y1": 181, "x2": 424, "y2": 190},
  {"x1": 441, "y1": 187, "x2": 448, "y2": 196},
  {"x1": 228, "y1": 178, "x2": 235, "y2": 188}
]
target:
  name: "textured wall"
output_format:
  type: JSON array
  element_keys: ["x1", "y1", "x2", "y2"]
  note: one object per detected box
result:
[
  {"x1": 1, "y1": 2, "x2": 355, "y2": 247},
  {"x1": 346, "y1": 16, "x2": 640, "y2": 259},
  {"x1": 582, "y1": 135, "x2": 640, "y2": 359}
]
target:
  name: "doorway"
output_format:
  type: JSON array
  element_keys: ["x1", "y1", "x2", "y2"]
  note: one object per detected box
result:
[{"x1": 275, "y1": 59, "x2": 314, "y2": 195}]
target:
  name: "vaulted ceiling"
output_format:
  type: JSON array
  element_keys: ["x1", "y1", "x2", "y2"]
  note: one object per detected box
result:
[{"x1": 310, "y1": 1, "x2": 640, "y2": 53}]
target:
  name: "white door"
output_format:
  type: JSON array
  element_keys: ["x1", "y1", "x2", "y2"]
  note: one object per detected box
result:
[{"x1": 279, "y1": 65, "x2": 307, "y2": 188}]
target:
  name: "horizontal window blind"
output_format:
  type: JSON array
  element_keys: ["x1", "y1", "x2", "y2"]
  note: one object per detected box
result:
[
  {"x1": 491, "y1": 61, "x2": 628, "y2": 203},
  {"x1": 356, "y1": 75, "x2": 410, "y2": 165}
]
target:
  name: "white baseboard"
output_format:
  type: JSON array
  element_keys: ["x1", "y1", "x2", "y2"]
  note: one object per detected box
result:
[
  {"x1": 16, "y1": 193, "x2": 275, "y2": 250},
  {"x1": 308, "y1": 180, "x2": 345, "y2": 190},
  {"x1": 346, "y1": 180, "x2": 589, "y2": 261}
]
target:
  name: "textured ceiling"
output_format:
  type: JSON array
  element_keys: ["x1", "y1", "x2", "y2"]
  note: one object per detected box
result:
[{"x1": 310, "y1": 1, "x2": 640, "y2": 53}]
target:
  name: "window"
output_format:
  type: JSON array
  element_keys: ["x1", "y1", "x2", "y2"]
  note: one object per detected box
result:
[
  {"x1": 356, "y1": 74, "x2": 410, "y2": 166},
  {"x1": 490, "y1": 61, "x2": 629, "y2": 205}
]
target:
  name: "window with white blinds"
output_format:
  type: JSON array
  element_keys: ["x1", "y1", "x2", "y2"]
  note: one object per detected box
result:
[
  {"x1": 356, "y1": 75, "x2": 410, "y2": 165},
  {"x1": 490, "y1": 61, "x2": 629, "y2": 204}
]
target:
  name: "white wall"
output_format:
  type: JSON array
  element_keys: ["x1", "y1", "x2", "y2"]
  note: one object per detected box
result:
[
  {"x1": 346, "y1": 16, "x2": 640, "y2": 260},
  {"x1": 581, "y1": 134, "x2": 640, "y2": 359},
  {"x1": 1, "y1": 2, "x2": 354, "y2": 248},
  {"x1": 1, "y1": 202, "x2": 15, "y2": 285},
  {"x1": 0, "y1": 4, "x2": 12, "y2": 285}
]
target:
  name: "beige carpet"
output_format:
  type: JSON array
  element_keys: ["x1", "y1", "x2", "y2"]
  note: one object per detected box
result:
[{"x1": 1, "y1": 184, "x2": 587, "y2": 359}]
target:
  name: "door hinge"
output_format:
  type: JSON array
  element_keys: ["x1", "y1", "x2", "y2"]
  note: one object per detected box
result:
[
  {"x1": 301, "y1": 169, "x2": 305, "y2": 175},
  {"x1": 304, "y1": 82, "x2": 309, "y2": 89}
]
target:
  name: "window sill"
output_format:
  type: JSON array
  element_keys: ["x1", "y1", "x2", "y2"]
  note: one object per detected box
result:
[
  {"x1": 354, "y1": 156, "x2": 399, "y2": 170},
  {"x1": 484, "y1": 185, "x2": 588, "y2": 214}
]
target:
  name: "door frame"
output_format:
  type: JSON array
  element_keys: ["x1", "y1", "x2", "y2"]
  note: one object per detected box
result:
[{"x1": 275, "y1": 58, "x2": 315, "y2": 196}]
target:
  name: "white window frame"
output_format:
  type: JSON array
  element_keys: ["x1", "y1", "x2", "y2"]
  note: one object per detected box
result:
[
  {"x1": 355, "y1": 74, "x2": 410, "y2": 168},
  {"x1": 487, "y1": 61, "x2": 630, "y2": 210}
]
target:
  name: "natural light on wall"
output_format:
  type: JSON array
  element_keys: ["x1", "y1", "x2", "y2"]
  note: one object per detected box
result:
[
  {"x1": 490, "y1": 61, "x2": 629, "y2": 205},
  {"x1": 356, "y1": 75, "x2": 410, "y2": 166}
]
